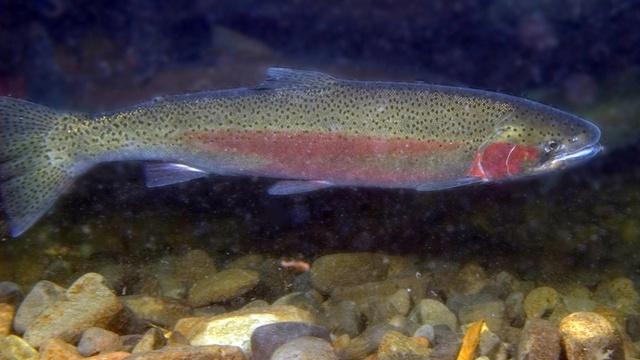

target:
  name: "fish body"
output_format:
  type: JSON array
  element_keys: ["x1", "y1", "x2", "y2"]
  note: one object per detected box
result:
[{"x1": 0, "y1": 68, "x2": 601, "y2": 236}]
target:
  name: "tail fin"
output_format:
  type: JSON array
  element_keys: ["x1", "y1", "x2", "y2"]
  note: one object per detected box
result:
[{"x1": 0, "y1": 96, "x2": 76, "y2": 237}]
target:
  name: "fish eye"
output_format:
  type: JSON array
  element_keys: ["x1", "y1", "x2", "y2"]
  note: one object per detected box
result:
[{"x1": 544, "y1": 140, "x2": 559, "y2": 153}]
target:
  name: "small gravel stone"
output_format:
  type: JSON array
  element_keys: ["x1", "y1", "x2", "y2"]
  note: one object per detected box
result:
[
  {"x1": 13, "y1": 280, "x2": 66, "y2": 334},
  {"x1": 523, "y1": 287, "x2": 559, "y2": 319},
  {"x1": 559, "y1": 312, "x2": 624, "y2": 360},
  {"x1": 322, "y1": 300, "x2": 362, "y2": 337},
  {"x1": 251, "y1": 322, "x2": 330, "y2": 360},
  {"x1": 188, "y1": 268, "x2": 259, "y2": 307},
  {"x1": 363, "y1": 289, "x2": 411, "y2": 325},
  {"x1": 517, "y1": 319, "x2": 561, "y2": 360},
  {"x1": 478, "y1": 327, "x2": 501, "y2": 357},
  {"x1": 0, "y1": 302, "x2": 15, "y2": 336},
  {"x1": 337, "y1": 323, "x2": 405, "y2": 360},
  {"x1": 0, "y1": 281, "x2": 22, "y2": 305},
  {"x1": 310, "y1": 253, "x2": 390, "y2": 293},
  {"x1": 505, "y1": 292, "x2": 525, "y2": 328},
  {"x1": 39, "y1": 338, "x2": 82, "y2": 360},
  {"x1": 132, "y1": 327, "x2": 166, "y2": 353},
  {"x1": 413, "y1": 324, "x2": 435, "y2": 343},
  {"x1": 271, "y1": 336, "x2": 337, "y2": 360},
  {"x1": 0, "y1": 334, "x2": 39, "y2": 360},
  {"x1": 458, "y1": 300, "x2": 505, "y2": 332},
  {"x1": 272, "y1": 291, "x2": 323, "y2": 313},
  {"x1": 124, "y1": 345, "x2": 245, "y2": 360},
  {"x1": 23, "y1": 273, "x2": 123, "y2": 348},
  {"x1": 408, "y1": 298, "x2": 458, "y2": 331},
  {"x1": 377, "y1": 330, "x2": 431, "y2": 360},
  {"x1": 77, "y1": 327, "x2": 123, "y2": 356}
]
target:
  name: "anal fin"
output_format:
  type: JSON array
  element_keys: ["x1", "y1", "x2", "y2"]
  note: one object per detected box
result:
[
  {"x1": 415, "y1": 177, "x2": 483, "y2": 191},
  {"x1": 268, "y1": 180, "x2": 333, "y2": 195},
  {"x1": 144, "y1": 162, "x2": 207, "y2": 188}
]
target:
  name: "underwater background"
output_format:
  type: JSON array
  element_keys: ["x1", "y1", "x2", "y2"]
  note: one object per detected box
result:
[{"x1": 1, "y1": 1, "x2": 640, "y2": 359}]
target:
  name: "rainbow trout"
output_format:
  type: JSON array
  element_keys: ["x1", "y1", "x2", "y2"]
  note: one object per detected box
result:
[{"x1": 0, "y1": 68, "x2": 601, "y2": 236}]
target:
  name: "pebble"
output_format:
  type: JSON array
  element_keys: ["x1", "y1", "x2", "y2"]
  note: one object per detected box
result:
[
  {"x1": 77, "y1": 327, "x2": 123, "y2": 356},
  {"x1": 310, "y1": 253, "x2": 390, "y2": 293},
  {"x1": 271, "y1": 336, "x2": 337, "y2": 360},
  {"x1": 1, "y1": 302, "x2": 15, "y2": 336},
  {"x1": 523, "y1": 287, "x2": 559, "y2": 319},
  {"x1": 23, "y1": 273, "x2": 123, "y2": 348},
  {"x1": 121, "y1": 295, "x2": 192, "y2": 329},
  {"x1": 362, "y1": 289, "x2": 411, "y2": 325},
  {"x1": 178, "y1": 305, "x2": 315, "y2": 354},
  {"x1": 559, "y1": 312, "x2": 624, "y2": 360},
  {"x1": 408, "y1": 298, "x2": 458, "y2": 331},
  {"x1": 458, "y1": 300, "x2": 505, "y2": 332},
  {"x1": 39, "y1": 338, "x2": 82, "y2": 360},
  {"x1": 0, "y1": 334, "x2": 39, "y2": 360},
  {"x1": 337, "y1": 323, "x2": 405, "y2": 360},
  {"x1": 13, "y1": 280, "x2": 66, "y2": 334},
  {"x1": 377, "y1": 330, "x2": 431, "y2": 360},
  {"x1": 413, "y1": 324, "x2": 435, "y2": 343},
  {"x1": 322, "y1": 300, "x2": 363, "y2": 337},
  {"x1": 124, "y1": 345, "x2": 246, "y2": 360},
  {"x1": 505, "y1": 292, "x2": 525, "y2": 328},
  {"x1": 251, "y1": 322, "x2": 330, "y2": 360},
  {"x1": 188, "y1": 268, "x2": 260, "y2": 307},
  {"x1": 131, "y1": 327, "x2": 166, "y2": 353},
  {"x1": 272, "y1": 291, "x2": 323, "y2": 313},
  {"x1": 0, "y1": 281, "x2": 22, "y2": 304},
  {"x1": 517, "y1": 319, "x2": 561, "y2": 360},
  {"x1": 478, "y1": 326, "x2": 501, "y2": 357}
]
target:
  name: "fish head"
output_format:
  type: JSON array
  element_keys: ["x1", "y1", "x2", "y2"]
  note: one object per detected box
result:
[{"x1": 469, "y1": 101, "x2": 602, "y2": 181}]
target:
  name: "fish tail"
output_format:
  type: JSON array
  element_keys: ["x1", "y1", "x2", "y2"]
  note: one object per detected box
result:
[{"x1": 0, "y1": 96, "x2": 81, "y2": 237}]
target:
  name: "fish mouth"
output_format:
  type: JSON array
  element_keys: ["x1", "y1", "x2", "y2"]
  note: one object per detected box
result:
[{"x1": 535, "y1": 143, "x2": 603, "y2": 172}]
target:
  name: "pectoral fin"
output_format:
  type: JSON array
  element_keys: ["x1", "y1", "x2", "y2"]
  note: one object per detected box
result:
[
  {"x1": 415, "y1": 177, "x2": 484, "y2": 191},
  {"x1": 144, "y1": 162, "x2": 207, "y2": 188},
  {"x1": 268, "y1": 180, "x2": 334, "y2": 195}
]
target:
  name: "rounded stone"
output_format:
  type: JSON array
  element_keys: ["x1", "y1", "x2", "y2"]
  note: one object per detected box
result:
[
  {"x1": 77, "y1": 327, "x2": 123, "y2": 356},
  {"x1": 310, "y1": 253, "x2": 389, "y2": 293},
  {"x1": 559, "y1": 312, "x2": 624, "y2": 360},
  {"x1": 408, "y1": 298, "x2": 458, "y2": 331},
  {"x1": 188, "y1": 268, "x2": 260, "y2": 307},
  {"x1": 271, "y1": 336, "x2": 337, "y2": 360}
]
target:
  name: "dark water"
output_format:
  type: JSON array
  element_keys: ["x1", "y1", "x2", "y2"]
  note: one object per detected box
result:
[{"x1": 1, "y1": 1, "x2": 640, "y2": 357}]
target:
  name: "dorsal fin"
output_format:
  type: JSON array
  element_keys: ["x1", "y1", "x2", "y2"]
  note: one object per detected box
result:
[{"x1": 257, "y1": 68, "x2": 336, "y2": 89}]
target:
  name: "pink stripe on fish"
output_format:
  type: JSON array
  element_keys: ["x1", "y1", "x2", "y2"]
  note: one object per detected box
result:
[{"x1": 185, "y1": 130, "x2": 462, "y2": 185}]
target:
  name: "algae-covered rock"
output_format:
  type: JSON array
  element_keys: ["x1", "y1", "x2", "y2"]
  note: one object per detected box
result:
[
  {"x1": 121, "y1": 294, "x2": 192, "y2": 329},
  {"x1": 310, "y1": 253, "x2": 390, "y2": 293},
  {"x1": 188, "y1": 268, "x2": 259, "y2": 307},
  {"x1": 524, "y1": 286, "x2": 559, "y2": 319},
  {"x1": 559, "y1": 312, "x2": 624, "y2": 360},
  {"x1": 0, "y1": 302, "x2": 15, "y2": 336}
]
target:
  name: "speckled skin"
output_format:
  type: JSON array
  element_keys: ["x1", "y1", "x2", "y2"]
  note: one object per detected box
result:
[{"x1": 0, "y1": 68, "x2": 601, "y2": 236}]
